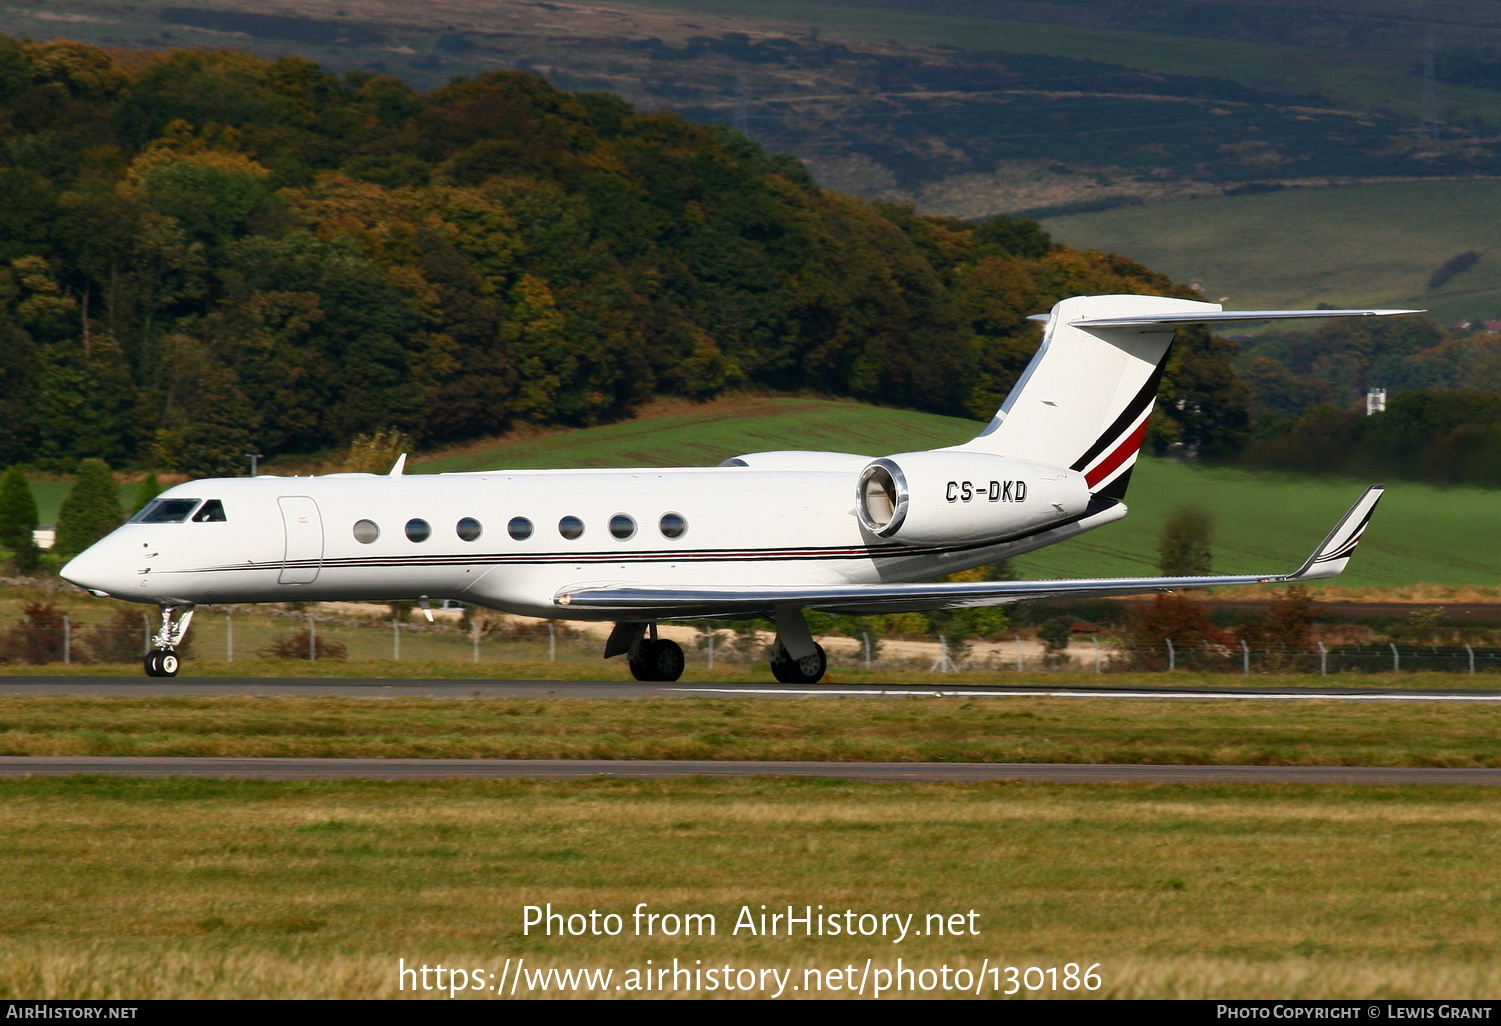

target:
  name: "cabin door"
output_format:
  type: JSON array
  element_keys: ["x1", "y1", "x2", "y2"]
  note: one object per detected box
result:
[{"x1": 277, "y1": 496, "x2": 324, "y2": 585}]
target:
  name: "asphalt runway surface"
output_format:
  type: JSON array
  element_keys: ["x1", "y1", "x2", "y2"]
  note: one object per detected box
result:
[
  {"x1": 1, "y1": 675, "x2": 1500, "y2": 702},
  {"x1": 2, "y1": 756, "x2": 1500, "y2": 785}
]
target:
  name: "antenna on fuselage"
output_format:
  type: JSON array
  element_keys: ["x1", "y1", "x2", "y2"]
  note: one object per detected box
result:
[{"x1": 388, "y1": 454, "x2": 407, "y2": 476}]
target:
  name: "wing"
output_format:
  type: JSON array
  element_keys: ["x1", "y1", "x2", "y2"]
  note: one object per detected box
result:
[{"x1": 554, "y1": 486, "x2": 1384, "y2": 618}]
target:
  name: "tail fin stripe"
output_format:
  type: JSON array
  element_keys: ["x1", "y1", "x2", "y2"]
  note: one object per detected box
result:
[
  {"x1": 1083, "y1": 414, "x2": 1151, "y2": 489},
  {"x1": 1069, "y1": 354, "x2": 1170, "y2": 473}
]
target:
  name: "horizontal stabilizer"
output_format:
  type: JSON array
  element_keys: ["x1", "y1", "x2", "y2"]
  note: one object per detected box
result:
[
  {"x1": 553, "y1": 486, "x2": 1384, "y2": 617},
  {"x1": 1070, "y1": 308, "x2": 1421, "y2": 328}
]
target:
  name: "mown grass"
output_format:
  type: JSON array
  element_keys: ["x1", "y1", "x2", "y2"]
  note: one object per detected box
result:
[
  {"x1": 1, "y1": 776, "x2": 1500, "y2": 998},
  {"x1": 1044, "y1": 180, "x2": 1501, "y2": 325},
  {"x1": 4, "y1": 694, "x2": 1501, "y2": 766}
]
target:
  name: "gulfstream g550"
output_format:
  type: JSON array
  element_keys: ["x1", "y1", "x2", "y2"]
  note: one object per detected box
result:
[{"x1": 62, "y1": 294, "x2": 1407, "y2": 681}]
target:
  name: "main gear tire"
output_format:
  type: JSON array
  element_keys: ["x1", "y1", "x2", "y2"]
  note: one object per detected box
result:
[
  {"x1": 629, "y1": 639, "x2": 686, "y2": 682},
  {"x1": 769, "y1": 642, "x2": 827, "y2": 684}
]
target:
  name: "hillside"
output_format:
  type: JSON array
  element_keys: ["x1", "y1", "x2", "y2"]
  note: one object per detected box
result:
[
  {"x1": 411, "y1": 397, "x2": 1501, "y2": 589},
  {"x1": 1041, "y1": 181, "x2": 1501, "y2": 325},
  {"x1": 15, "y1": 0, "x2": 1501, "y2": 222}
]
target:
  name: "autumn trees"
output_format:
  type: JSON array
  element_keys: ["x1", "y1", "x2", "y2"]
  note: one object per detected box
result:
[{"x1": 0, "y1": 38, "x2": 1246, "y2": 475}]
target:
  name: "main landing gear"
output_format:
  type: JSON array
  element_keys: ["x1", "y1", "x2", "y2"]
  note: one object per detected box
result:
[
  {"x1": 604, "y1": 622, "x2": 686, "y2": 682},
  {"x1": 602, "y1": 609, "x2": 829, "y2": 685},
  {"x1": 769, "y1": 641, "x2": 827, "y2": 684},
  {"x1": 769, "y1": 606, "x2": 827, "y2": 684},
  {"x1": 144, "y1": 604, "x2": 194, "y2": 678}
]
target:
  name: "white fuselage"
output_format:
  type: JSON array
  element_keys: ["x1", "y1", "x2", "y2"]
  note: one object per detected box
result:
[{"x1": 62, "y1": 461, "x2": 1114, "y2": 620}]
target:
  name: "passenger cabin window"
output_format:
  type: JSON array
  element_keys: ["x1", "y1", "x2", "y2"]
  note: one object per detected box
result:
[
  {"x1": 191, "y1": 499, "x2": 227, "y2": 522},
  {"x1": 406, "y1": 519, "x2": 431, "y2": 543},
  {"x1": 660, "y1": 512, "x2": 688, "y2": 539},
  {"x1": 559, "y1": 516, "x2": 584, "y2": 540},
  {"x1": 131, "y1": 498, "x2": 200, "y2": 524},
  {"x1": 610, "y1": 514, "x2": 636, "y2": 540},
  {"x1": 353, "y1": 520, "x2": 380, "y2": 544},
  {"x1": 508, "y1": 517, "x2": 533, "y2": 541},
  {"x1": 456, "y1": 517, "x2": 482, "y2": 542}
]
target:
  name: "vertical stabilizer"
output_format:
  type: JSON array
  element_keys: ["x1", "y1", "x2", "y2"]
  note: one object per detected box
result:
[{"x1": 953, "y1": 294, "x2": 1220, "y2": 498}]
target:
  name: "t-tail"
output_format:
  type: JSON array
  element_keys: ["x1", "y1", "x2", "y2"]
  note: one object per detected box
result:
[{"x1": 950, "y1": 294, "x2": 1421, "y2": 500}]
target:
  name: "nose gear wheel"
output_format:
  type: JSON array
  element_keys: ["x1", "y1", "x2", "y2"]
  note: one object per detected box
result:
[{"x1": 144, "y1": 649, "x2": 179, "y2": 677}]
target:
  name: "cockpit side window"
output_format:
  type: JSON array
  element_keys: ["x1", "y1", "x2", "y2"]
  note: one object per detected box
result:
[
  {"x1": 191, "y1": 499, "x2": 227, "y2": 523},
  {"x1": 130, "y1": 498, "x2": 201, "y2": 524}
]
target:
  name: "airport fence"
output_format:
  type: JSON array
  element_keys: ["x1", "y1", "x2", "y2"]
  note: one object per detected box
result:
[{"x1": 3, "y1": 609, "x2": 1501, "y2": 675}]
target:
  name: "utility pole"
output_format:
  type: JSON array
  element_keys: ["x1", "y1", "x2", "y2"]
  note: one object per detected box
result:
[{"x1": 245, "y1": 453, "x2": 264, "y2": 477}]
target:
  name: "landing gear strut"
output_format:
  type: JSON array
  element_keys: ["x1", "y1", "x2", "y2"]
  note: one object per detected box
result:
[{"x1": 143, "y1": 605, "x2": 194, "y2": 678}]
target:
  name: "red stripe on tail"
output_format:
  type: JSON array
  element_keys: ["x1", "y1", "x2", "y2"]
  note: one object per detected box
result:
[{"x1": 1085, "y1": 417, "x2": 1150, "y2": 489}]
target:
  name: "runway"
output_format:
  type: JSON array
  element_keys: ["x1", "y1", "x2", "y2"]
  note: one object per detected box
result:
[
  {"x1": 2, "y1": 756, "x2": 1499, "y2": 785},
  {"x1": 1, "y1": 675, "x2": 1499, "y2": 702}
]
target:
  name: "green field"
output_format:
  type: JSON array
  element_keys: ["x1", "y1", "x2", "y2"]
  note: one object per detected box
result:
[
  {"x1": 415, "y1": 397, "x2": 979, "y2": 473},
  {"x1": 409, "y1": 397, "x2": 1501, "y2": 589},
  {"x1": 604, "y1": 0, "x2": 1501, "y2": 125},
  {"x1": 2, "y1": 776, "x2": 1499, "y2": 999},
  {"x1": 6, "y1": 694, "x2": 1501, "y2": 765},
  {"x1": 1042, "y1": 181, "x2": 1501, "y2": 325}
]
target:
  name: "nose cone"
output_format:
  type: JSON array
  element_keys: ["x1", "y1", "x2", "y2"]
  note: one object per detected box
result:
[{"x1": 61, "y1": 540, "x2": 131, "y2": 598}]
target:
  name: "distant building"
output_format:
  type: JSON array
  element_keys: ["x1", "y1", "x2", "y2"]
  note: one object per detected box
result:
[{"x1": 1366, "y1": 388, "x2": 1387, "y2": 416}]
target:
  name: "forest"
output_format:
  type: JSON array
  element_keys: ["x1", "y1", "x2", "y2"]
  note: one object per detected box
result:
[{"x1": 0, "y1": 35, "x2": 1251, "y2": 476}]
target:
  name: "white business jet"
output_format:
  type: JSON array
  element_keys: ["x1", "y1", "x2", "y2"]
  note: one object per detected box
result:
[{"x1": 62, "y1": 294, "x2": 1410, "y2": 681}]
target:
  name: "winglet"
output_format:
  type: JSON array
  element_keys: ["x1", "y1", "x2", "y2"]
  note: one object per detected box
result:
[
  {"x1": 388, "y1": 453, "x2": 407, "y2": 477},
  {"x1": 1288, "y1": 485, "x2": 1384, "y2": 581}
]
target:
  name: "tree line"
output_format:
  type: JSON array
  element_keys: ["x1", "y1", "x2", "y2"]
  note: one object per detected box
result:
[
  {"x1": 0, "y1": 37, "x2": 1247, "y2": 475},
  {"x1": 1236, "y1": 316, "x2": 1501, "y2": 487}
]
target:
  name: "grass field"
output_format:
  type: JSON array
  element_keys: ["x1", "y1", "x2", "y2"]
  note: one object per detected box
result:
[
  {"x1": 414, "y1": 397, "x2": 980, "y2": 474},
  {"x1": 602, "y1": 0, "x2": 1501, "y2": 125},
  {"x1": 2, "y1": 776, "x2": 1500, "y2": 998},
  {"x1": 6, "y1": 694, "x2": 1501, "y2": 765},
  {"x1": 406, "y1": 397, "x2": 1501, "y2": 589},
  {"x1": 1042, "y1": 180, "x2": 1501, "y2": 325}
]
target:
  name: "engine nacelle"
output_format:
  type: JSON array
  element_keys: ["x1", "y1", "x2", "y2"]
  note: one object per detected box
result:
[{"x1": 856, "y1": 451, "x2": 1090, "y2": 545}]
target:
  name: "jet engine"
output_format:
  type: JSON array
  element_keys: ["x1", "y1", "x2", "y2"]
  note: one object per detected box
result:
[{"x1": 856, "y1": 451, "x2": 1090, "y2": 545}]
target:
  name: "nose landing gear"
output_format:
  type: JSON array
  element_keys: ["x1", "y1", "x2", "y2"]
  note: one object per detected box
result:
[{"x1": 143, "y1": 605, "x2": 194, "y2": 678}]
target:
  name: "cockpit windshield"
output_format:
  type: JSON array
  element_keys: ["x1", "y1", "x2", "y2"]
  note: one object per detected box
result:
[{"x1": 131, "y1": 498, "x2": 201, "y2": 524}]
